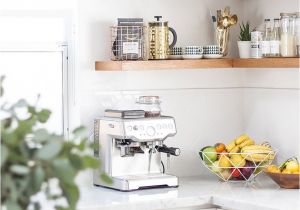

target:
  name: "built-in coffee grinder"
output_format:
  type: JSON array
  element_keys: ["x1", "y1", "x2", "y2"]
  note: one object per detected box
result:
[{"x1": 93, "y1": 110, "x2": 180, "y2": 191}]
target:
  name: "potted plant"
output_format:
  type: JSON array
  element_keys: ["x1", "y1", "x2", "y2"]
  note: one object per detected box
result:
[
  {"x1": 238, "y1": 22, "x2": 251, "y2": 58},
  {"x1": 1, "y1": 77, "x2": 110, "y2": 210}
]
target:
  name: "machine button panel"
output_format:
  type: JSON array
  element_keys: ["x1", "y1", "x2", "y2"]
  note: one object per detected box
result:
[
  {"x1": 123, "y1": 118, "x2": 176, "y2": 140},
  {"x1": 146, "y1": 126, "x2": 156, "y2": 136}
]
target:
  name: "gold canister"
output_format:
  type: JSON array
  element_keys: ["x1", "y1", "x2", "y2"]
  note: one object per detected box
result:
[{"x1": 148, "y1": 16, "x2": 177, "y2": 60}]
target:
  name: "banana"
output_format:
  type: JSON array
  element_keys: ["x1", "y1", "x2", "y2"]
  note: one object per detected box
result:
[
  {"x1": 242, "y1": 153, "x2": 275, "y2": 162},
  {"x1": 241, "y1": 144, "x2": 275, "y2": 162},
  {"x1": 239, "y1": 139, "x2": 255, "y2": 148},
  {"x1": 229, "y1": 145, "x2": 240, "y2": 153},
  {"x1": 242, "y1": 149, "x2": 274, "y2": 154},
  {"x1": 235, "y1": 134, "x2": 249, "y2": 145},
  {"x1": 241, "y1": 145, "x2": 273, "y2": 151},
  {"x1": 226, "y1": 140, "x2": 236, "y2": 152}
]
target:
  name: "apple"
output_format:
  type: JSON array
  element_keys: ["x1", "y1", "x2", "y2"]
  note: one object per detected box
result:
[{"x1": 202, "y1": 146, "x2": 217, "y2": 165}]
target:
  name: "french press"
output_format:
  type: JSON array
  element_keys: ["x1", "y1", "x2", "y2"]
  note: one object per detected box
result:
[{"x1": 148, "y1": 16, "x2": 177, "y2": 59}]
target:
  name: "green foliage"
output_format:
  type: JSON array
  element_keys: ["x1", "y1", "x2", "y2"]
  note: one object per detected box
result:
[
  {"x1": 1, "y1": 77, "x2": 108, "y2": 210},
  {"x1": 239, "y1": 22, "x2": 251, "y2": 41}
]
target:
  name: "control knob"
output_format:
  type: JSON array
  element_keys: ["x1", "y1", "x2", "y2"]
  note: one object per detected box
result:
[{"x1": 146, "y1": 126, "x2": 156, "y2": 136}]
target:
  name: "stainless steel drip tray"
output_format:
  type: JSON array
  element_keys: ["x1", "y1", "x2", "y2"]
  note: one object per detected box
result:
[{"x1": 112, "y1": 173, "x2": 178, "y2": 191}]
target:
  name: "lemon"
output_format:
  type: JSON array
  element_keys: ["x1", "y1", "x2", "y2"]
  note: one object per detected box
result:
[{"x1": 285, "y1": 161, "x2": 299, "y2": 173}]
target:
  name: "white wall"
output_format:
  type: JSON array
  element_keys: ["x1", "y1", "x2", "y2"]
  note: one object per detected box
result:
[
  {"x1": 78, "y1": 0, "x2": 246, "y2": 181},
  {"x1": 241, "y1": 0, "x2": 300, "y2": 164},
  {"x1": 241, "y1": 0, "x2": 299, "y2": 30},
  {"x1": 77, "y1": 0, "x2": 300, "y2": 183}
]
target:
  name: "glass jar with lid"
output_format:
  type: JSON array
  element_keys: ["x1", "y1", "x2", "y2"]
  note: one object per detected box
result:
[
  {"x1": 280, "y1": 13, "x2": 296, "y2": 57},
  {"x1": 136, "y1": 96, "x2": 161, "y2": 117}
]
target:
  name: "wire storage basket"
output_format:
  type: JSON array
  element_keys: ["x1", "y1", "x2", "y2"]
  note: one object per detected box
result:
[
  {"x1": 110, "y1": 26, "x2": 147, "y2": 61},
  {"x1": 199, "y1": 150, "x2": 277, "y2": 182}
]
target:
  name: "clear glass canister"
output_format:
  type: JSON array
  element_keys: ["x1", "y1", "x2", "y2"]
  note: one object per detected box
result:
[
  {"x1": 280, "y1": 13, "x2": 296, "y2": 57},
  {"x1": 136, "y1": 96, "x2": 161, "y2": 117}
]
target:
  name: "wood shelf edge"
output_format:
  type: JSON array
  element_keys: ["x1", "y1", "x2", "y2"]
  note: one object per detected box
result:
[
  {"x1": 232, "y1": 58, "x2": 300, "y2": 68},
  {"x1": 95, "y1": 59, "x2": 233, "y2": 71},
  {"x1": 95, "y1": 58, "x2": 300, "y2": 71}
]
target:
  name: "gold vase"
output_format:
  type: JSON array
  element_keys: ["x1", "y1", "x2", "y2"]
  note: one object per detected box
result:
[{"x1": 216, "y1": 28, "x2": 230, "y2": 56}]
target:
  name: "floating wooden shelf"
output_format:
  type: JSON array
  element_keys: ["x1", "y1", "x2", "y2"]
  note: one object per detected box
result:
[
  {"x1": 95, "y1": 58, "x2": 299, "y2": 71},
  {"x1": 233, "y1": 58, "x2": 300, "y2": 68}
]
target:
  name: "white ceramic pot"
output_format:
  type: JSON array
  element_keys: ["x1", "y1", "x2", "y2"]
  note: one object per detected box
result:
[{"x1": 237, "y1": 41, "x2": 251, "y2": 58}]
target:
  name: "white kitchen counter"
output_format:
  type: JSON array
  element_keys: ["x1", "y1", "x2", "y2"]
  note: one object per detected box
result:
[{"x1": 77, "y1": 174, "x2": 300, "y2": 210}]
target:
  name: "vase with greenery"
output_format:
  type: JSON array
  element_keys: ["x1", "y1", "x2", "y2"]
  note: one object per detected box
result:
[
  {"x1": 238, "y1": 22, "x2": 251, "y2": 58},
  {"x1": 1, "y1": 76, "x2": 110, "y2": 210}
]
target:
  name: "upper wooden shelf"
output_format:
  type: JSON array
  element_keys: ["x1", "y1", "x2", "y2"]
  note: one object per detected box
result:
[
  {"x1": 95, "y1": 58, "x2": 299, "y2": 71},
  {"x1": 233, "y1": 58, "x2": 299, "y2": 68}
]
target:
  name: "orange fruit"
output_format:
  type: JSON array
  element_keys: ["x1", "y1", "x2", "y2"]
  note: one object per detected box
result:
[{"x1": 215, "y1": 143, "x2": 226, "y2": 153}]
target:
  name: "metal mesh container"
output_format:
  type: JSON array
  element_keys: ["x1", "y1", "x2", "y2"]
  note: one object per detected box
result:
[{"x1": 110, "y1": 26, "x2": 147, "y2": 61}]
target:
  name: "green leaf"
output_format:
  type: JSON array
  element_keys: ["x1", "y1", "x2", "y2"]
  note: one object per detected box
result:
[
  {"x1": 36, "y1": 140, "x2": 62, "y2": 160},
  {"x1": 33, "y1": 128, "x2": 49, "y2": 142},
  {"x1": 1, "y1": 145, "x2": 8, "y2": 166},
  {"x1": 69, "y1": 154, "x2": 83, "y2": 170},
  {"x1": 52, "y1": 159, "x2": 76, "y2": 185},
  {"x1": 28, "y1": 106, "x2": 36, "y2": 114},
  {"x1": 17, "y1": 176, "x2": 31, "y2": 195},
  {"x1": 10, "y1": 164, "x2": 30, "y2": 175},
  {"x1": 81, "y1": 156, "x2": 99, "y2": 169},
  {"x1": 16, "y1": 119, "x2": 34, "y2": 137},
  {"x1": 13, "y1": 99, "x2": 28, "y2": 108},
  {"x1": 72, "y1": 126, "x2": 87, "y2": 138},
  {"x1": 33, "y1": 202, "x2": 41, "y2": 210},
  {"x1": 33, "y1": 166, "x2": 45, "y2": 191},
  {"x1": 239, "y1": 21, "x2": 251, "y2": 41},
  {"x1": 1, "y1": 130, "x2": 18, "y2": 146},
  {"x1": 1, "y1": 174, "x2": 16, "y2": 200},
  {"x1": 37, "y1": 109, "x2": 51, "y2": 123},
  {"x1": 60, "y1": 183, "x2": 79, "y2": 210},
  {"x1": 0, "y1": 75, "x2": 5, "y2": 97},
  {"x1": 77, "y1": 139, "x2": 87, "y2": 151},
  {"x1": 100, "y1": 173, "x2": 113, "y2": 185},
  {"x1": 5, "y1": 200, "x2": 23, "y2": 210}
]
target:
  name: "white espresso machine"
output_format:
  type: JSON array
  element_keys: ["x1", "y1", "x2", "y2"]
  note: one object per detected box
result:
[{"x1": 93, "y1": 113, "x2": 180, "y2": 191}]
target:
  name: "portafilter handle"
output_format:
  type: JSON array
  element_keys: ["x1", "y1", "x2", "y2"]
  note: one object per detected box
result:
[{"x1": 155, "y1": 145, "x2": 181, "y2": 156}]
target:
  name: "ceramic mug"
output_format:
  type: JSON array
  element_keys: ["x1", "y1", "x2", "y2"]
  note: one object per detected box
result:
[
  {"x1": 184, "y1": 46, "x2": 203, "y2": 55},
  {"x1": 203, "y1": 45, "x2": 220, "y2": 55},
  {"x1": 171, "y1": 47, "x2": 183, "y2": 55}
]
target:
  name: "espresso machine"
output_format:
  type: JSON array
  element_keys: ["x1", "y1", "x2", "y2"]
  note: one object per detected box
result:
[{"x1": 93, "y1": 112, "x2": 180, "y2": 191}]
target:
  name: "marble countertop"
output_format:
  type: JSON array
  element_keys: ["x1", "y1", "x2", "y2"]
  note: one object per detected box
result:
[{"x1": 77, "y1": 174, "x2": 300, "y2": 210}]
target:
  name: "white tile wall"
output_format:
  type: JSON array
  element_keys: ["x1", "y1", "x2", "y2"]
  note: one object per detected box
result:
[{"x1": 243, "y1": 88, "x2": 299, "y2": 164}]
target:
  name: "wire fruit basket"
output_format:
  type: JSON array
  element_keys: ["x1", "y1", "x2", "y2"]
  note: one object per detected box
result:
[{"x1": 199, "y1": 150, "x2": 277, "y2": 182}]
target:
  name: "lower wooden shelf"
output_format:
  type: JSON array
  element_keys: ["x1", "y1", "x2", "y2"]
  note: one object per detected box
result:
[{"x1": 95, "y1": 58, "x2": 300, "y2": 71}]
